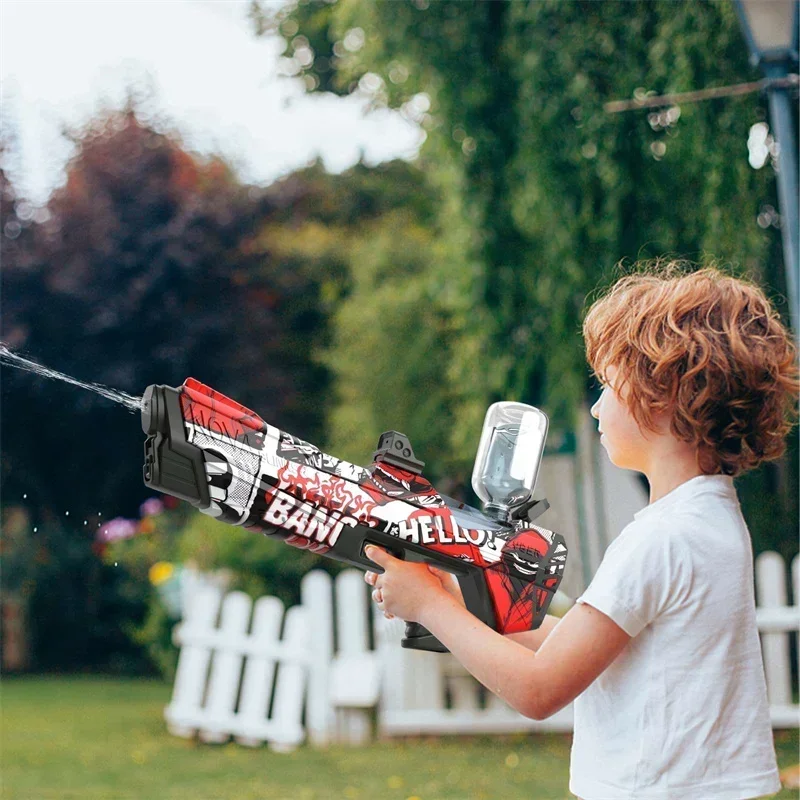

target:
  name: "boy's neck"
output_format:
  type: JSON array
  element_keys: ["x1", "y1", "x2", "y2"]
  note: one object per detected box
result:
[
  {"x1": 645, "y1": 441, "x2": 705, "y2": 504},
  {"x1": 648, "y1": 470, "x2": 703, "y2": 505}
]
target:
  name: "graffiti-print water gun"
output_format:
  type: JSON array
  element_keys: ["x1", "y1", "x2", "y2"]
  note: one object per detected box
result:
[{"x1": 141, "y1": 378, "x2": 567, "y2": 653}]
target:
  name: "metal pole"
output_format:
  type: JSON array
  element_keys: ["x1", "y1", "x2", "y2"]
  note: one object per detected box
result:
[{"x1": 764, "y1": 63, "x2": 800, "y2": 345}]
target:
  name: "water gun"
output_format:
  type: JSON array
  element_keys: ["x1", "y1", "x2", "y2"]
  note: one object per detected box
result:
[{"x1": 141, "y1": 378, "x2": 567, "y2": 652}]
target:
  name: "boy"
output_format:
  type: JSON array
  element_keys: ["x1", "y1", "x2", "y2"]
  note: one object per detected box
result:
[{"x1": 365, "y1": 261, "x2": 799, "y2": 799}]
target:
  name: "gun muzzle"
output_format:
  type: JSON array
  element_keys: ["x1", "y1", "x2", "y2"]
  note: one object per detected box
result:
[{"x1": 142, "y1": 384, "x2": 211, "y2": 508}]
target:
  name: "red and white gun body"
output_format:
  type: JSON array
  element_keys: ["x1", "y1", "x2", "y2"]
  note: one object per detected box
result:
[{"x1": 141, "y1": 378, "x2": 567, "y2": 652}]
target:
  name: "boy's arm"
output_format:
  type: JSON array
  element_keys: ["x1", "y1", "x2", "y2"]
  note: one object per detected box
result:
[
  {"x1": 505, "y1": 614, "x2": 562, "y2": 652},
  {"x1": 419, "y1": 595, "x2": 631, "y2": 720},
  {"x1": 366, "y1": 546, "x2": 630, "y2": 721}
]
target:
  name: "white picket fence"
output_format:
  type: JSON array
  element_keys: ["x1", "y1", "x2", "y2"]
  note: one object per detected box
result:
[
  {"x1": 755, "y1": 551, "x2": 800, "y2": 727},
  {"x1": 164, "y1": 551, "x2": 800, "y2": 750},
  {"x1": 164, "y1": 588, "x2": 308, "y2": 751}
]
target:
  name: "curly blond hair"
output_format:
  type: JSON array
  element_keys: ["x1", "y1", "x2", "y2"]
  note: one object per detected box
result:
[{"x1": 582, "y1": 259, "x2": 800, "y2": 477}]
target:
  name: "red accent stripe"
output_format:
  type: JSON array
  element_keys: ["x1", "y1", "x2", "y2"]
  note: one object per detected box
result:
[{"x1": 181, "y1": 377, "x2": 266, "y2": 433}]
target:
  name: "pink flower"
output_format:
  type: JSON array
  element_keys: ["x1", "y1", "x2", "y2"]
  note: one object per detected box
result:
[
  {"x1": 139, "y1": 497, "x2": 164, "y2": 518},
  {"x1": 97, "y1": 517, "x2": 138, "y2": 543}
]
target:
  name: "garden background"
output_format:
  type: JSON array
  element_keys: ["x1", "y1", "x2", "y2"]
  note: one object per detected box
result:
[{"x1": 1, "y1": 1, "x2": 797, "y2": 798}]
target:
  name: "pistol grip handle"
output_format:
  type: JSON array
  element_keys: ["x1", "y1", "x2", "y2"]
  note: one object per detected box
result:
[{"x1": 401, "y1": 621, "x2": 449, "y2": 653}]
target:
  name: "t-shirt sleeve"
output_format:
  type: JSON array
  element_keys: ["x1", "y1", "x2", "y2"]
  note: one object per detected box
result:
[{"x1": 575, "y1": 527, "x2": 693, "y2": 637}]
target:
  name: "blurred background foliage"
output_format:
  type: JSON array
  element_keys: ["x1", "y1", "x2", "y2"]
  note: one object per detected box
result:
[
  {"x1": 1, "y1": 0, "x2": 796, "y2": 675},
  {"x1": 97, "y1": 502, "x2": 336, "y2": 679},
  {"x1": 257, "y1": 0, "x2": 797, "y2": 553}
]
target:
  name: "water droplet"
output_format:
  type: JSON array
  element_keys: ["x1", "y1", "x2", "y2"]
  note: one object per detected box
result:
[
  {"x1": 84, "y1": 520, "x2": 88, "y2": 525},
  {"x1": 33, "y1": 527, "x2": 38, "y2": 533},
  {"x1": 114, "y1": 562, "x2": 118, "y2": 567},
  {"x1": 65, "y1": 511, "x2": 70, "y2": 516},
  {"x1": 23, "y1": 493, "x2": 27, "y2": 499}
]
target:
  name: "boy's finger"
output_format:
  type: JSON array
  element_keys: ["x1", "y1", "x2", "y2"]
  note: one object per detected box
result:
[
  {"x1": 364, "y1": 545, "x2": 394, "y2": 566},
  {"x1": 428, "y1": 564, "x2": 456, "y2": 584},
  {"x1": 364, "y1": 571, "x2": 376, "y2": 585}
]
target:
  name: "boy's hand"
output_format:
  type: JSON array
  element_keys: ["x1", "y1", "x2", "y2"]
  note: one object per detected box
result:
[
  {"x1": 426, "y1": 564, "x2": 465, "y2": 607},
  {"x1": 363, "y1": 545, "x2": 454, "y2": 622}
]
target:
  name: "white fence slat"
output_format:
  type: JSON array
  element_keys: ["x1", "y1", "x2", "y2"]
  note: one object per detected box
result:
[
  {"x1": 442, "y1": 655, "x2": 479, "y2": 711},
  {"x1": 382, "y1": 619, "x2": 444, "y2": 711},
  {"x1": 164, "y1": 629, "x2": 306, "y2": 658},
  {"x1": 234, "y1": 596, "x2": 285, "y2": 747},
  {"x1": 405, "y1": 649, "x2": 444, "y2": 711},
  {"x1": 485, "y1": 691, "x2": 514, "y2": 714},
  {"x1": 269, "y1": 605, "x2": 308, "y2": 752},
  {"x1": 755, "y1": 606, "x2": 800, "y2": 631},
  {"x1": 374, "y1": 614, "x2": 404, "y2": 728},
  {"x1": 333, "y1": 569, "x2": 374, "y2": 744},
  {"x1": 380, "y1": 705, "x2": 574, "y2": 735},
  {"x1": 794, "y1": 554, "x2": 799, "y2": 692},
  {"x1": 199, "y1": 591, "x2": 253, "y2": 743},
  {"x1": 756, "y1": 552, "x2": 792, "y2": 707},
  {"x1": 301, "y1": 570, "x2": 334, "y2": 747},
  {"x1": 164, "y1": 586, "x2": 223, "y2": 737},
  {"x1": 329, "y1": 653, "x2": 380, "y2": 708},
  {"x1": 448, "y1": 674, "x2": 479, "y2": 711},
  {"x1": 770, "y1": 706, "x2": 800, "y2": 727},
  {"x1": 336, "y1": 570, "x2": 370, "y2": 654}
]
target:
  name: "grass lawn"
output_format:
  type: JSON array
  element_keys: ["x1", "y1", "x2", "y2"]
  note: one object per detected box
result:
[{"x1": 1, "y1": 677, "x2": 797, "y2": 800}]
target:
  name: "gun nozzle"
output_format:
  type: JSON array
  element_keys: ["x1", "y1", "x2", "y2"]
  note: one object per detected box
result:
[{"x1": 141, "y1": 385, "x2": 164, "y2": 435}]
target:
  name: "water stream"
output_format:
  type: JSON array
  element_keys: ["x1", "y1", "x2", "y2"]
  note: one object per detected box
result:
[{"x1": 0, "y1": 343, "x2": 142, "y2": 414}]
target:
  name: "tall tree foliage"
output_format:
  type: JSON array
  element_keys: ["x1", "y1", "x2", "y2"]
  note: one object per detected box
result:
[
  {"x1": 253, "y1": 0, "x2": 796, "y2": 556},
  {"x1": 2, "y1": 108, "x2": 329, "y2": 522},
  {"x1": 253, "y1": 161, "x2": 449, "y2": 475},
  {"x1": 1, "y1": 103, "x2": 439, "y2": 669},
  {"x1": 0, "y1": 109, "x2": 315, "y2": 667}
]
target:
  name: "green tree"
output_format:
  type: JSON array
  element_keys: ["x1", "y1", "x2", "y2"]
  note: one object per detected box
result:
[
  {"x1": 0, "y1": 105, "x2": 336, "y2": 670},
  {"x1": 0, "y1": 101, "x2": 443, "y2": 670},
  {"x1": 252, "y1": 0, "x2": 796, "y2": 557},
  {"x1": 257, "y1": 160, "x2": 451, "y2": 477}
]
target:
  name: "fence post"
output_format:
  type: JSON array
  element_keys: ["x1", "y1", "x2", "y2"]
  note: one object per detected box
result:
[
  {"x1": 755, "y1": 551, "x2": 792, "y2": 707},
  {"x1": 375, "y1": 613, "x2": 445, "y2": 736},
  {"x1": 334, "y1": 569, "x2": 374, "y2": 745},
  {"x1": 442, "y1": 654, "x2": 479, "y2": 711},
  {"x1": 164, "y1": 585, "x2": 223, "y2": 737},
  {"x1": 301, "y1": 570, "x2": 334, "y2": 746},
  {"x1": 269, "y1": 604, "x2": 308, "y2": 752},
  {"x1": 199, "y1": 591, "x2": 253, "y2": 743},
  {"x1": 234, "y1": 595, "x2": 285, "y2": 747},
  {"x1": 794, "y1": 554, "x2": 799, "y2": 691},
  {"x1": 374, "y1": 614, "x2": 403, "y2": 736}
]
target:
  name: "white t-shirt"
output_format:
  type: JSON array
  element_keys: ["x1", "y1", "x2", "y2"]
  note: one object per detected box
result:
[{"x1": 569, "y1": 473, "x2": 782, "y2": 800}]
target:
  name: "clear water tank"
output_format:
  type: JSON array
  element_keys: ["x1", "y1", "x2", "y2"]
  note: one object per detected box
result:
[{"x1": 471, "y1": 401, "x2": 549, "y2": 522}]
